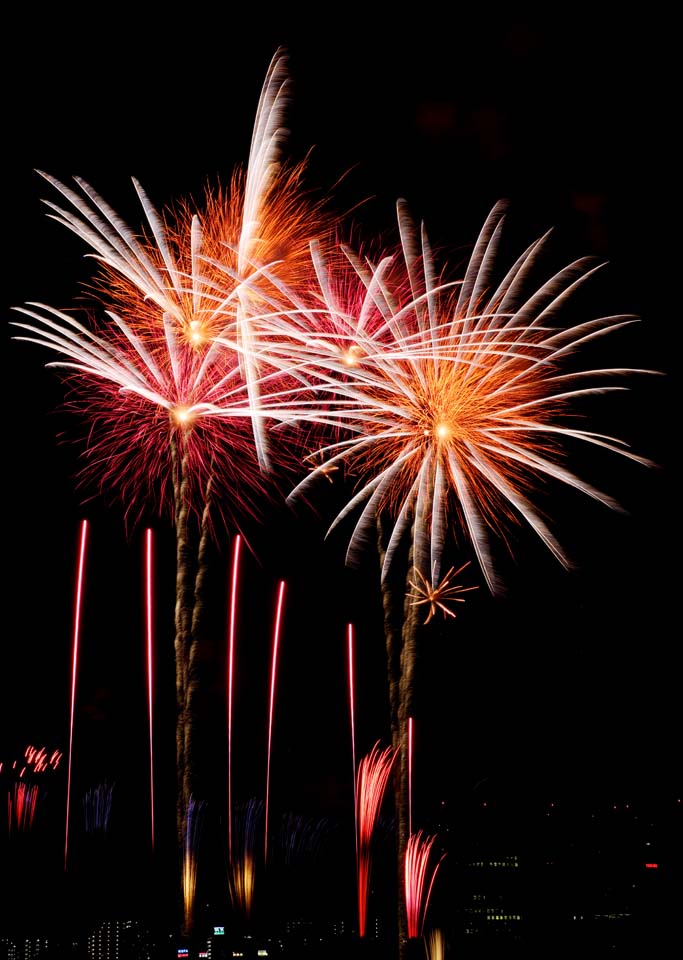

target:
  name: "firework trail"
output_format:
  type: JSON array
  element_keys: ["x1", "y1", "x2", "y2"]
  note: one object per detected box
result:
[
  {"x1": 276, "y1": 811, "x2": 333, "y2": 868},
  {"x1": 408, "y1": 716, "x2": 413, "y2": 838},
  {"x1": 227, "y1": 797, "x2": 263, "y2": 926},
  {"x1": 404, "y1": 830, "x2": 445, "y2": 941},
  {"x1": 226, "y1": 533, "x2": 242, "y2": 860},
  {"x1": 3, "y1": 745, "x2": 63, "y2": 837},
  {"x1": 347, "y1": 623, "x2": 358, "y2": 869},
  {"x1": 83, "y1": 781, "x2": 115, "y2": 836},
  {"x1": 424, "y1": 927, "x2": 447, "y2": 960},
  {"x1": 145, "y1": 528, "x2": 155, "y2": 850},
  {"x1": 65, "y1": 519, "x2": 89, "y2": 871},
  {"x1": 356, "y1": 742, "x2": 397, "y2": 937},
  {"x1": 7, "y1": 782, "x2": 39, "y2": 834},
  {"x1": 182, "y1": 795, "x2": 205, "y2": 939},
  {"x1": 264, "y1": 580, "x2": 286, "y2": 863}
]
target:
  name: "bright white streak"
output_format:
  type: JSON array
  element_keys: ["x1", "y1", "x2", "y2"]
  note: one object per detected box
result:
[
  {"x1": 227, "y1": 534, "x2": 242, "y2": 860},
  {"x1": 265, "y1": 580, "x2": 286, "y2": 862},
  {"x1": 348, "y1": 623, "x2": 358, "y2": 872},
  {"x1": 145, "y1": 528, "x2": 155, "y2": 850},
  {"x1": 65, "y1": 519, "x2": 88, "y2": 870}
]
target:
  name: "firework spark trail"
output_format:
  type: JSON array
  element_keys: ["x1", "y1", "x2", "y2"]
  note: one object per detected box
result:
[
  {"x1": 226, "y1": 533, "x2": 242, "y2": 861},
  {"x1": 21, "y1": 745, "x2": 62, "y2": 774},
  {"x1": 182, "y1": 796, "x2": 205, "y2": 937},
  {"x1": 65, "y1": 519, "x2": 88, "y2": 871},
  {"x1": 145, "y1": 528, "x2": 155, "y2": 850},
  {"x1": 404, "y1": 830, "x2": 446, "y2": 940},
  {"x1": 83, "y1": 781, "x2": 115, "y2": 836},
  {"x1": 227, "y1": 798, "x2": 263, "y2": 925},
  {"x1": 356, "y1": 742, "x2": 397, "y2": 937},
  {"x1": 347, "y1": 623, "x2": 358, "y2": 871},
  {"x1": 425, "y1": 927, "x2": 447, "y2": 960},
  {"x1": 408, "y1": 716, "x2": 413, "y2": 837},
  {"x1": 7, "y1": 782, "x2": 39, "y2": 833},
  {"x1": 277, "y1": 811, "x2": 333, "y2": 867},
  {"x1": 264, "y1": 580, "x2": 286, "y2": 863}
]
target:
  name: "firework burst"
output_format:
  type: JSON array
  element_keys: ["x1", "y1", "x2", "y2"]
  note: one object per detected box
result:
[
  {"x1": 355, "y1": 742, "x2": 398, "y2": 937},
  {"x1": 288, "y1": 198, "x2": 658, "y2": 593},
  {"x1": 404, "y1": 830, "x2": 445, "y2": 941},
  {"x1": 284, "y1": 198, "x2": 658, "y2": 958}
]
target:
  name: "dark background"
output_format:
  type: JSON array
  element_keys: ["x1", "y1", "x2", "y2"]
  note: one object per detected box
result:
[{"x1": 2, "y1": 6, "x2": 677, "y2": 941}]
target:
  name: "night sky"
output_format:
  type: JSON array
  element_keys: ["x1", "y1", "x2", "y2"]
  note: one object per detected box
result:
[{"x1": 2, "y1": 7, "x2": 677, "y2": 935}]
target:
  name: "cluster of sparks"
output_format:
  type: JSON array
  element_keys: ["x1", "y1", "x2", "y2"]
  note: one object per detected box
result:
[
  {"x1": 355, "y1": 742, "x2": 398, "y2": 937},
  {"x1": 404, "y1": 830, "x2": 446, "y2": 940},
  {"x1": 3, "y1": 745, "x2": 63, "y2": 836}
]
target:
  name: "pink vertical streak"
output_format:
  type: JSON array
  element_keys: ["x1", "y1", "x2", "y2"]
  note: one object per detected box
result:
[
  {"x1": 227, "y1": 534, "x2": 242, "y2": 859},
  {"x1": 347, "y1": 624, "x2": 358, "y2": 871},
  {"x1": 65, "y1": 519, "x2": 88, "y2": 870},
  {"x1": 264, "y1": 580, "x2": 286, "y2": 863},
  {"x1": 145, "y1": 528, "x2": 155, "y2": 850},
  {"x1": 408, "y1": 716, "x2": 414, "y2": 837}
]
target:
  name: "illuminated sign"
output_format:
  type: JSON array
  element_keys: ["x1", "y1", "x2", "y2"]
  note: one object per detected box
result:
[
  {"x1": 645, "y1": 863, "x2": 659, "y2": 868},
  {"x1": 214, "y1": 925, "x2": 225, "y2": 935},
  {"x1": 177, "y1": 951, "x2": 189, "y2": 958}
]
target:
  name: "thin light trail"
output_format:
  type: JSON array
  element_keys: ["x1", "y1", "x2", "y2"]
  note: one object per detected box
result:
[
  {"x1": 264, "y1": 579, "x2": 286, "y2": 862},
  {"x1": 65, "y1": 518, "x2": 88, "y2": 870},
  {"x1": 408, "y1": 716, "x2": 413, "y2": 837},
  {"x1": 227, "y1": 534, "x2": 242, "y2": 860},
  {"x1": 347, "y1": 623, "x2": 358, "y2": 871},
  {"x1": 145, "y1": 528, "x2": 155, "y2": 850}
]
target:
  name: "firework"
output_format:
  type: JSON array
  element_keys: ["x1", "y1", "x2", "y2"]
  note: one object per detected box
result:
[
  {"x1": 13, "y1": 49, "x2": 333, "y2": 942},
  {"x1": 226, "y1": 534, "x2": 242, "y2": 860},
  {"x1": 356, "y1": 742, "x2": 397, "y2": 937},
  {"x1": 7, "y1": 782, "x2": 39, "y2": 834},
  {"x1": 144, "y1": 528, "x2": 155, "y2": 850},
  {"x1": 83, "y1": 781, "x2": 115, "y2": 836},
  {"x1": 288, "y1": 199, "x2": 657, "y2": 593},
  {"x1": 182, "y1": 796, "x2": 206, "y2": 938},
  {"x1": 404, "y1": 830, "x2": 445, "y2": 940},
  {"x1": 284, "y1": 198, "x2": 658, "y2": 958},
  {"x1": 227, "y1": 798, "x2": 263, "y2": 925},
  {"x1": 424, "y1": 927, "x2": 447, "y2": 960},
  {"x1": 264, "y1": 580, "x2": 286, "y2": 863},
  {"x1": 65, "y1": 519, "x2": 89, "y2": 871}
]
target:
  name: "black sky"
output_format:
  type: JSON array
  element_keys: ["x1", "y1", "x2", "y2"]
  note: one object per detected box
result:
[{"x1": 2, "y1": 6, "x2": 677, "y2": 865}]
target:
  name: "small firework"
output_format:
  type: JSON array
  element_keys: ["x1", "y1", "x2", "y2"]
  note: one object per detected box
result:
[
  {"x1": 356, "y1": 742, "x2": 398, "y2": 937},
  {"x1": 405, "y1": 830, "x2": 446, "y2": 940},
  {"x1": 408, "y1": 562, "x2": 478, "y2": 624}
]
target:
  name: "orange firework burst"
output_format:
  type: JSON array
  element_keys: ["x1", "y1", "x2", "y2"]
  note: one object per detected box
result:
[
  {"x1": 289, "y1": 198, "x2": 659, "y2": 593},
  {"x1": 408, "y1": 561, "x2": 478, "y2": 624}
]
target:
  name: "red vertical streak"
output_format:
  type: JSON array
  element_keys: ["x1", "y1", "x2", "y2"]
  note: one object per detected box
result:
[
  {"x1": 227, "y1": 534, "x2": 241, "y2": 859},
  {"x1": 145, "y1": 528, "x2": 155, "y2": 850},
  {"x1": 347, "y1": 624, "x2": 358, "y2": 873},
  {"x1": 264, "y1": 580, "x2": 286, "y2": 863},
  {"x1": 65, "y1": 519, "x2": 88, "y2": 870},
  {"x1": 408, "y1": 716, "x2": 414, "y2": 838}
]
